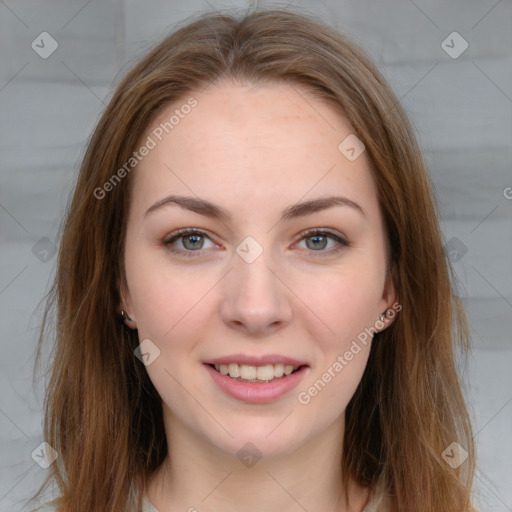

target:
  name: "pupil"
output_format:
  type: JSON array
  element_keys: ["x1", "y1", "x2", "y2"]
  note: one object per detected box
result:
[
  {"x1": 184, "y1": 234, "x2": 202, "y2": 249},
  {"x1": 308, "y1": 235, "x2": 327, "y2": 250}
]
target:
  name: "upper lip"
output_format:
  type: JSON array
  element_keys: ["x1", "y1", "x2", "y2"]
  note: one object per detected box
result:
[{"x1": 204, "y1": 354, "x2": 309, "y2": 367}]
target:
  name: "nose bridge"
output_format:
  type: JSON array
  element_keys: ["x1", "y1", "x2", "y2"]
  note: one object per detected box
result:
[{"x1": 221, "y1": 235, "x2": 292, "y2": 333}]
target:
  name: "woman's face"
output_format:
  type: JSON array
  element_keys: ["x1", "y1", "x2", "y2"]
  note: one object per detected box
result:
[{"x1": 121, "y1": 81, "x2": 396, "y2": 459}]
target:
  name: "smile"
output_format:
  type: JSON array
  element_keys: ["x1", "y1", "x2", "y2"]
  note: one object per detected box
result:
[
  {"x1": 204, "y1": 363, "x2": 309, "y2": 403},
  {"x1": 211, "y1": 363, "x2": 302, "y2": 382}
]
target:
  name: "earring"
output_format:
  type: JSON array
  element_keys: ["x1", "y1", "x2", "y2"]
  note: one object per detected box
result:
[
  {"x1": 120, "y1": 310, "x2": 136, "y2": 328},
  {"x1": 379, "y1": 310, "x2": 390, "y2": 322}
]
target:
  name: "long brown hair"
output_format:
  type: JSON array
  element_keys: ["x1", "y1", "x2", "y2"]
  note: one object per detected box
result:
[{"x1": 30, "y1": 7, "x2": 476, "y2": 512}]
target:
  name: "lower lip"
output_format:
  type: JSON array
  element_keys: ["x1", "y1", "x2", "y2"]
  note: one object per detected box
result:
[{"x1": 204, "y1": 364, "x2": 309, "y2": 404}]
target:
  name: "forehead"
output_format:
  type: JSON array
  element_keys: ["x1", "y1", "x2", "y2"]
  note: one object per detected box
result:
[{"x1": 129, "y1": 81, "x2": 380, "y2": 225}]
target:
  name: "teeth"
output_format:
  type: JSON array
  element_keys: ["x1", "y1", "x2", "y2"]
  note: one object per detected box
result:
[
  {"x1": 228, "y1": 363, "x2": 239, "y2": 377},
  {"x1": 256, "y1": 364, "x2": 274, "y2": 381},
  {"x1": 213, "y1": 363, "x2": 299, "y2": 381},
  {"x1": 274, "y1": 364, "x2": 284, "y2": 378},
  {"x1": 240, "y1": 365, "x2": 257, "y2": 380}
]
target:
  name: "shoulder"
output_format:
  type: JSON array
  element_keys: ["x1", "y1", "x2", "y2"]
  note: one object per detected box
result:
[
  {"x1": 360, "y1": 482, "x2": 393, "y2": 512},
  {"x1": 356, "y1": 488, "x2": 388, "y2": 512},
  {"x1": 365, "y1": 492, "x2": 478, "y2": 512},
  {"x1": 32, "y1": 497, "x2": 70, "y2": 512},
  {"x1": 34, "y1": 498, "x2": 152, "y2": 512},
  {"x1": 32, "y1": 502, "x2": 60, "y2": 512},
  {"x1": 364, "y1": 493, "x2": 393, "y2": 512},
  {"x1": 376, "y1": 494, "x2": 393, "y2": 512}
]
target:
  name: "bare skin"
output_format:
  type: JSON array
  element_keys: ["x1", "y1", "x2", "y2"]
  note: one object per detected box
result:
[{"x1": 121, "y1": 81, "x2": 397, "y2": 512}]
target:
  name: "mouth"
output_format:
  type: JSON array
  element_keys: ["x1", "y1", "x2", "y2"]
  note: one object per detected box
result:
[
  {"x1": 207, "y1": 362, "x2": 307, "y2": 383},
  {"x1": 204, "y1": 362, "x2": 310, "y2": 403}
]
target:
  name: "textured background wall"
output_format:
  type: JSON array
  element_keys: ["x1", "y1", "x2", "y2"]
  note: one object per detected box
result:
[{"x1": 0, "y1": 0, "x2": 511, "y2": 510}]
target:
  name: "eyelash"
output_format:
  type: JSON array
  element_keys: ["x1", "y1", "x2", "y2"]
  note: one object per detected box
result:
[{"x1": 162, "y1": 228, "x2": 349, "y2": 258}]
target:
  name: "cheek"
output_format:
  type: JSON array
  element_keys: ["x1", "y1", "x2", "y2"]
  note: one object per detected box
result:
[
  {"x1": 297, "y1": 252, "x2": 385, "y2": 409},
  {"x1": 124, "y1": 240, "x2": 191, "y2": 340},
  {"x1": 296, "y1": 281, "x2": 375, "y2": 413},
  {"x1": 299, "y1": 262, "x2": 385, "y2": 345},
  {"x1": 129, "y1": 273, "x2": 209, "y2": 343},
  {"x1": 307, "y1": 350, "x2": 370, "y2": 416}
]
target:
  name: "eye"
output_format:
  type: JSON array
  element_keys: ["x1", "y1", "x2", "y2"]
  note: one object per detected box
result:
[
  {"x1": 294, "y1": 228, "x2": 349, "y2": 257},
  {"x1": 163, "y1": 227, "x2": 348, "y2": 258},
  {"x1": 163, "y1": 228, "x2": 218, "y2": 257}
]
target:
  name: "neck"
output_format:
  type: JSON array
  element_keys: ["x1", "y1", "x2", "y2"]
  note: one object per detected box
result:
[{"x1": 147, "y1": 406, "x2": 369, "y2": 512}]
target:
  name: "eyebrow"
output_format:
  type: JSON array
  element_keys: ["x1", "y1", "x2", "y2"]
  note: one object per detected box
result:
[{"x1": 144, "y1": 194, "x2": 366, "y2": 222}]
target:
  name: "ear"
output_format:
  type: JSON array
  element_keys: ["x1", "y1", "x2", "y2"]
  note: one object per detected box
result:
[
  {"x1": 377, "y1": 265, "x2": 400, "y2": 332},
  {"x1": 118, "y1": 278, "x2": 137, "y2": 329}
]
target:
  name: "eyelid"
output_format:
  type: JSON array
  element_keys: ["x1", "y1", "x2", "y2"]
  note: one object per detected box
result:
[
  {"x1": 163, "y1": 227, "x2": 212, "y2": 243},
  {"x1": 163, "y1": 227, "x2": 349, "y2": 257},
  {"x1": 293, "y1": 228, "x2": 349, "y2": 257},
  {"x1": 162, "y1": 228, "x2": 220, "y2": 256},
  {"x1": 295, "y1": 227, "x2": 348, "y2": 244}
]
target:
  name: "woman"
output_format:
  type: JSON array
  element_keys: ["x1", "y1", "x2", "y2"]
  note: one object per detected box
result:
[{"x1": 30, "y1": 7, "x2": 476, "y2": 512}]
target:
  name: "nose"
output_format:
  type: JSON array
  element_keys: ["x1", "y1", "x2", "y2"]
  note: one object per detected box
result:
[{"x1": 220, "y1": 246, "x2": 293, "y2": 337}]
